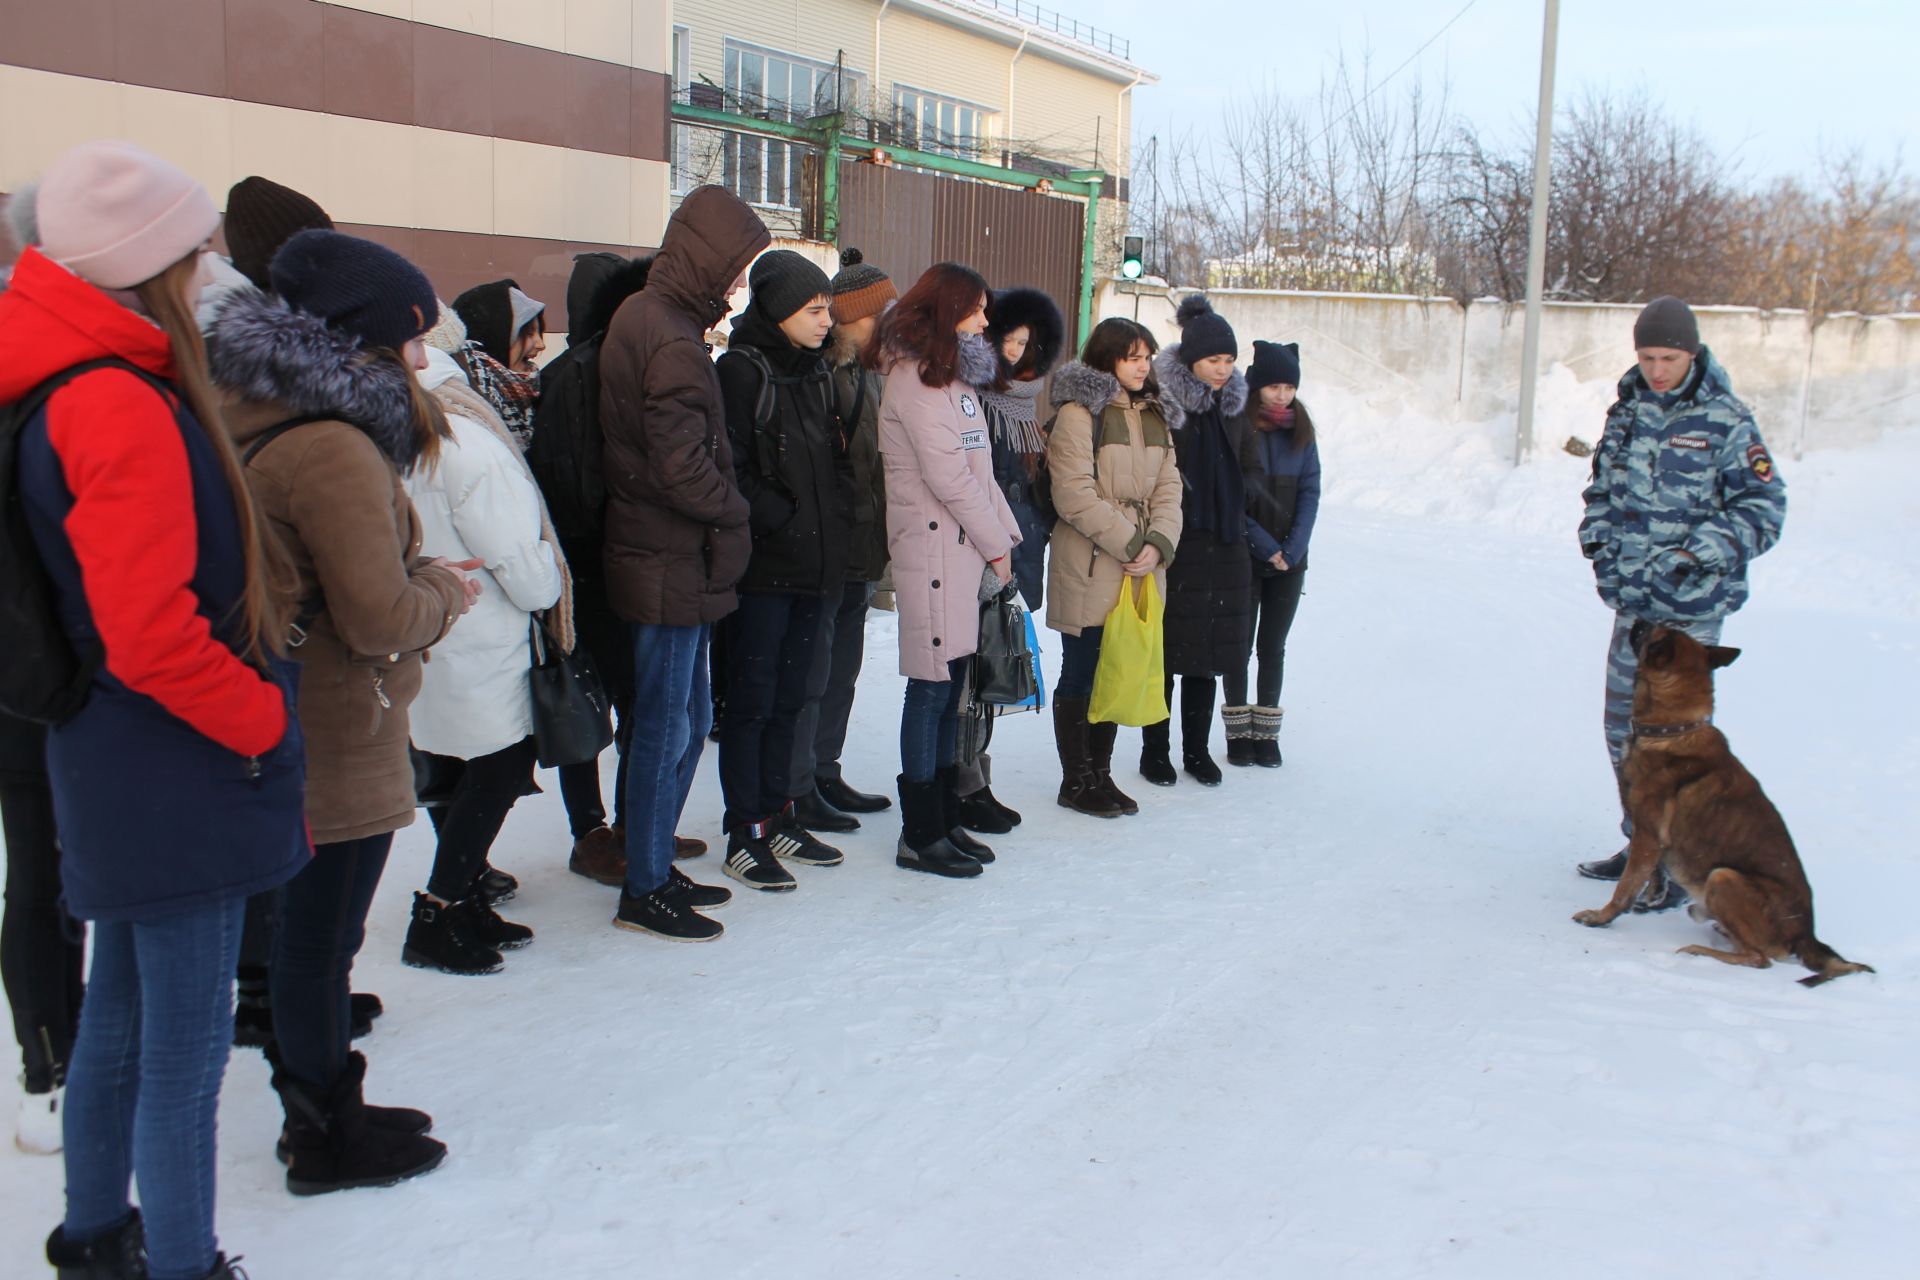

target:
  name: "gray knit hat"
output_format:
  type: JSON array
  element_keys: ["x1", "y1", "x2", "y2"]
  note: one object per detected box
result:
[
  {"x1": 749, "y1": 249, "x2": 832, "y2": 324},
  {"x1": 1633, "y1": 296, "x2": 1700, "y2": 354}
]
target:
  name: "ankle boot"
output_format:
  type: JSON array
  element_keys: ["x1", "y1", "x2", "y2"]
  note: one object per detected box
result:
[
  {"x1": 1054, "y1": 696, "x2": 1122, "y2": 818},
  {"x1": 1251, "y1": 706, "x2": 1283, "y2": 767},
  {"x1": 957, "y1": 752, "x2": 1021, "y2": 831},
  {"x1": 1139, "y1": 717, "x2": 1177, "y2": 786},
  {"x1": 894, "y1": 775, "x2": 982, "y2": 878},
  {"x1": 267, "y1": 1047, "x2": 428, "y2": 1164},
  {"x1": 1181, "y1": 698, "x2": 1222, "y2": 786},
  {"x1": 1085, "y1": 719, "x2": 1137, "y2": 815},
  {"x1": 272, "y1": 1051, "x2": 446, "y2": 1196},
  {"x1": 1221, "y1": 705, "x2": 1256, "y2": 767},
  {"x1": 937, "y1": 766, "x2": 996, "y2": 862},
  {"x1": 46, "y1": 1209, "x2": 144, "y2": 1279},
  {"x1": 401, "y1": 893, "x2": 504, "y2": 975}
]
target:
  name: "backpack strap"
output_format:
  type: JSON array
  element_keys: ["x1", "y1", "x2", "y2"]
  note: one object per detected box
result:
[
  {"x1": 238, "y1": 414, "x2": 333, "y2": 645},
  {"x1": 6, "y1": 358, "x2": 172, "y2": 427}
]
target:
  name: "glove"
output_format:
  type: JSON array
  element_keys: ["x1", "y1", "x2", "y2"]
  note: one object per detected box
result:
[{"x1": 1651, "y1": 547, "x2": 1701, "y2": 580}]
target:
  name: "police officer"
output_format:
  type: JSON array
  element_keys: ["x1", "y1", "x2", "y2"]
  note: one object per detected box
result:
[{"x1": 1575, "y1": 296, "x2": 1787, "y2": 908}]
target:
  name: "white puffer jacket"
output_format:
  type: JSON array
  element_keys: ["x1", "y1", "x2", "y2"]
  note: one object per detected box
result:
[{"x1": 407, "y1": 350, "x2": 563, "y2": 759}]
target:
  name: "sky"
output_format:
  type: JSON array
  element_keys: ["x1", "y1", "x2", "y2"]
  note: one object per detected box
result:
[{"x1": 1091, "y1": 0, "x2": 1917, "y2": 188}]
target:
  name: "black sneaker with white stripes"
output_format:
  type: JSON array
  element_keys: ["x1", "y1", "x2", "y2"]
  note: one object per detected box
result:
[
  {"x1": 613, "y1": 885, "x2": 723, "y2": 941},
  {"x1": 770, "y1": 809, "x2": 845, "y2": 867},
  {"x1": 669, "y1": 865, "x2": 732, "y2": 910},
  {"x1": 723, "y1": 821, "x2": 798, "y2": 892}
]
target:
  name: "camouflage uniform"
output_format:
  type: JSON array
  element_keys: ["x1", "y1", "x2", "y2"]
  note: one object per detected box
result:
[{"x1": 1579, "y1": 345, "x2": 1786, "y2": 778}]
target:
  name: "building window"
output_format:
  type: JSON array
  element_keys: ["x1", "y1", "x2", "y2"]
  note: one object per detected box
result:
[
  {"x1": 671, "y1": 26, "x2": 693, "y2": 193},
  {"x1": 722, "y1": 39, "x2": 863, "y2": 209},
  {"x1": 892, "y1": 85, "x2": 995, "y2": 161}
]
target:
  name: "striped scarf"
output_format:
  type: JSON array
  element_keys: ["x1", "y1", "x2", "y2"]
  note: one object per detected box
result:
[{"x1": 457, "y1": 342, "x2": 540, "y2": 449}]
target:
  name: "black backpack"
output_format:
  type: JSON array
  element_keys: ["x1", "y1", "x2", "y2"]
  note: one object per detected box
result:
[
  {"x1": 525, "y1": 337, "x2": 610, "y2": 541},
  {"x1": 720, "y1": 344, "x2": 840, "y2": 479},
  {"x1": 0, "y1": 358, "x2": 167, "y2": 724}
]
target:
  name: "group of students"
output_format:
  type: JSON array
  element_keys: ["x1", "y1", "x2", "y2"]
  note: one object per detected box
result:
[{"x1": 0, "y1": 143, "x2": 1320, "y2": 1279}]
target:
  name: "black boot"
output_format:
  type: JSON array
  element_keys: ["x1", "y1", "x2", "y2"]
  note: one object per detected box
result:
[
  {"x1": 1251, "y1": 707, "x2": 1283, "y2": 767},
  {"x1": 1139, "y1": 717, "x2": 1178, "y2": 786},
  {"x1": 817, "y1": 773, "x2": 892, "y2": 814},
  {"x1": 233, "y1": 963, "x2": 273, "y2": 1049},
  {"x1": 46, "y1": 1209, "x2": 144, "y2": 1279},
  {"x1": 401, "y1": 894, "x2": 503, "y2": 976},
  {"x1": 1578, "y1": 849, "x2": 1629, "y2": 880},
  {"x1": 956, "y1": 753, "x2": 1021, "y2": 831},
  {"x1": 1631, "y1": 864, "x2": 1691, "y2": 913},
  {"x1": 473, "y1": 864, "x2": 517, "y2": 905},
  {"x1": 938, "y1": 766, "x2": 996, "y2": 862},
  {"x1": 267, "y1": 1045, "x2": 430, "y2": 1164},
  {"x1": 793, "y1": 787, "x2": 860, "y2": 833},
  {"x1": 895, "y1": 775, "x2": 983, "y2": 878},
  {"x1": 1086, "y1": 719, "x2": 1138, "y2": 815},
  {"x1": 459, "y1": 895, "x2": 533, "y2": 951},
  {"x1": 350, "y1": 991, "x2": 382, "y2": 1039},
  {"x1": 1181, "y1": 688, "x2": 1222, "y2": 786},
  {"x1": 1054, "y1": 696, "x2": 1122, "y2": 818},
  {"x1": 272, "y1": 1052, "x2": 446, "y2": 1196}
]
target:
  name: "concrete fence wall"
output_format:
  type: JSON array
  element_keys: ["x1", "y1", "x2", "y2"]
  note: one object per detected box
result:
[{"x1": 1097, "y1": 281, "x2": 1920, "y2": 455}]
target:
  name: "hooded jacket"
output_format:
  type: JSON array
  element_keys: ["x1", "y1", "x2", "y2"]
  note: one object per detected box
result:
[
  {"x1": 1, "y1": 248, "x2": 307, "y2": 920},
  {"x1": 208, "y1": 287, "x2": 466, "y2": 844},
  {"x1": 717, "y1": 303, "x2": 853, "y2": 595},
  {"x1": 599, "y1": 185, "x2": 769, "y2": 626},
  {"x1": 1154, "y1": 346, "x2": 1264, "y2": 677},
  {"x1": 1043, "y1": 361, "x2": 1184, "y2": 636},
  {"x1": 1579, "y1": 347, "x2": 1786, "y2": 624}
]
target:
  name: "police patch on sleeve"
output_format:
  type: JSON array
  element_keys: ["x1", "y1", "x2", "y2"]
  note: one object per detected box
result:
[
  {"x1": 959, "y1": 393, "x2": 978, "y2": 418},
  {"x1": 1746, "y1": 444, "x2": 1775, "y2": 483}
]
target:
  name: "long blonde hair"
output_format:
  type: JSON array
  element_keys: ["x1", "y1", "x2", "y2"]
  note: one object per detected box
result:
[{"x1": 133, "y1": 251, "x2": 293, "y2": 667}]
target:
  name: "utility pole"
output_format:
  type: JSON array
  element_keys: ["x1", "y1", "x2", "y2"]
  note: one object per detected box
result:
[{"x1": 1514, "y1": 0, "x2": 1560, "y2": 466}]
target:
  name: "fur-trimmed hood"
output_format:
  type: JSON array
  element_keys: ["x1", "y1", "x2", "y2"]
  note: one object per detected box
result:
[
  {"x1": 988, "y1": 286, "x2": 1066, "y2": 380},
  {"x1": 958, "y1": 331, "x2": 999, "y2": 388},
  {"x1": 573, "y1": 254, "x2": 653, "y2": 341},
  {"x1": 1050, "y1": 360, "x2": 1121, "y2": 414},
  {"x1": 1156, "y1": 343, "x2": 1246, "y2": 420},
  {"x1": 208, "y1": 287, "x2": 421, "y2": 467}
]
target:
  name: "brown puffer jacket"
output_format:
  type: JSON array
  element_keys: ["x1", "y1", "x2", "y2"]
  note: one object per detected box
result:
[
  {"x1": 1044, "y1": 362, "x2": 1184, "y2": 636},
  {"x1": 600, "y1": 185, "x2": 769, "y2": 625},
  {"x1": 210, "y1": 290, "x2": 465, "y2": 845}
]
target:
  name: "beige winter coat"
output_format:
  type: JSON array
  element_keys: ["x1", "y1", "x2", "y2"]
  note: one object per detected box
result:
[{"x1": 1044, "y1": 362, "x2": 1183, "y2": 636}]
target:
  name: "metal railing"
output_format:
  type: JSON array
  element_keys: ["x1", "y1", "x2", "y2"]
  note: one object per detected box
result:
[{"x1": 969, "y1": 0, "x2": 1131, "y2": 60}]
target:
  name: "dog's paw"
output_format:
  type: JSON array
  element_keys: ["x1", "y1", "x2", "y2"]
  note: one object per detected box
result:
[{"x1": 1572, "y1": 909, "x2": 1612, "y2": 928}]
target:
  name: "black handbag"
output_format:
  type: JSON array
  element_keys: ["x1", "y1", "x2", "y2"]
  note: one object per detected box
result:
[
  {"x1": 973, "y1": 588, "x2": 1038, "y2": 707},
  {"x1": 527, "y1": 617, "x2": 614, "y2": 768}
]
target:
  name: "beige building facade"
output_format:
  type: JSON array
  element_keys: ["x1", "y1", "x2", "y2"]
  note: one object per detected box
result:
[{"x1": 0, "y1": 0, "x2": 676, "y2": 326}]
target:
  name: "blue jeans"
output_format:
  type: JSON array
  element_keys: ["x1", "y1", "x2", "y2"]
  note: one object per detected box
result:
[
  {"x1": 272, "y1": 833, "x2": 390, "y2": 1089},
  {"x1": 1056, "y1": 626, "x2": 1105, "y2": 699},
  {"x1": 63, "y1": 896, "x2": 245, "y2": 1280},
  {"x1": 900, "y1": 658, "x2": 967, "y2": 783},
  {"x1": 622, "y1": 622, "x2": 712, "y2": 895}
]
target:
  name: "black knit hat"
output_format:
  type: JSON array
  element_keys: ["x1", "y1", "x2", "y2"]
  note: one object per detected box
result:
[
  {"x1": 1247, "y1": 340, "x2": 1300, "y2": 391},
  {"x1": 1175, "y1": 294, "x2": 1237, "y2": 364},
  {"x1": 750, "y1": 249, "x2": 832, "y2": 324},
  {"x1": 829, "y1": 247, "x2": 895, "y2": 324},
  {"x1": 270, "y1": 230, "x2": 437, "y2": 350},
  {"x1": 225, "y1": 176, "x2": 333, "y2": 291},
  {"x1": 1633, "y1": 296, "x2": 1700, "y2": 354}
]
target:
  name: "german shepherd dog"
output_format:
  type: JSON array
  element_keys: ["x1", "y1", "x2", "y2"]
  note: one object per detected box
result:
[{"x1": 1572, "y1": 623, "x2": 1873, "y2": 987}]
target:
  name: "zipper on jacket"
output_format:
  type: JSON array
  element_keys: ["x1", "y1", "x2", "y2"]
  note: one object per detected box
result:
[
  {"x1": 372, "y1": 673, "x2": 392, "y2": 709},
  {"x1": 246, "y1": 756, "x2": 262, "y2": 780}
]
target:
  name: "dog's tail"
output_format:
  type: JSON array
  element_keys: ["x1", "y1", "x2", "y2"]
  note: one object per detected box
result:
[{"x1": 1796, "y1": 938, "x2": 1875, "y2": 988}]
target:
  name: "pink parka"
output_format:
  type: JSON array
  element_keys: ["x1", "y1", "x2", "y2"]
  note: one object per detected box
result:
[{"x1": 879, "y1": 358, "x2": 1022, "y2": 680}]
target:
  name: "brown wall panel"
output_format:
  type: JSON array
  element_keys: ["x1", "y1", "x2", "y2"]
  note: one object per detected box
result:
[
  {"x1": 321, "y1": 3, "x2": 414, "y2": 125},
  {"x1": 113, "y1": 0, "x2": 227, "y2": 97},
  {"x1": 0, "y1": 0, "x2": 117, "y2": 81},
  {"x1": 224, "y1": 0, "x2": 324, "y2": 112}
]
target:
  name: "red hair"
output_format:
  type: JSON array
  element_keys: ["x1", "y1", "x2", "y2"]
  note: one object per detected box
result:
[{"x1": 863, "y1": 262, "x2": 988, "y2": 387}]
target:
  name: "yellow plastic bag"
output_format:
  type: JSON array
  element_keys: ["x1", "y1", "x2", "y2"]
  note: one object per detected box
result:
[{"x1": 1089, "y1": 574, "x2": 1169, "y2": 726}]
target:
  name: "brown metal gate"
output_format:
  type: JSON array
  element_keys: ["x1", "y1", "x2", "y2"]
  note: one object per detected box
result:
[{"x1": 831, "y1": 160, "x2": 1086, "y2": 348}]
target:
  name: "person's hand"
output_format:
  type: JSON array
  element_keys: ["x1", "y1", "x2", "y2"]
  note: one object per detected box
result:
[
  {"x1": 989, "y1": 554, "x2": 1013, "y2": 587},
  {"x1": 1122, "y1": 544, "x2": 1162, "y2": 577},
  {"x1": 1269, "y1": 551, "x2": 1289, "y2": 571},
  {"x1": 430, "y1": 556, "x2": 485, "y2": 614},
  {"x1": 1653, "y1": 547, "x2": 1700, "y2": 581}
]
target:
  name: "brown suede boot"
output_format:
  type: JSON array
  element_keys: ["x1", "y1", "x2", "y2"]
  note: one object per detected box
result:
[
  {"x1": 568, "y1": 827, "x2": 626, "y2": 886},
  {"x1": 1054, "y1": 696, "x2": 1123, "y2": 818}
]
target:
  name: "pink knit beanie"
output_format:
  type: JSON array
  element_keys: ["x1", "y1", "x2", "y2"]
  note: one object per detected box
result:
[{"x1": 36, "y1": 141, "x2": 219, "y2": 290}]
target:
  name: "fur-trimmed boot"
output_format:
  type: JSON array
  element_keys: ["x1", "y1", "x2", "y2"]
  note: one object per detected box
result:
[
  {"x1": 272, "y1": 1052, "x2": 446, "y2": 1196},
  {"x1": 1251, "y1": 706, "x2": 1283, "y2": 767},
  {"x1": 46, "y1": 1209, "x2": 144, "y2": 1279},
  {"x1": 1222, "y1": 705, "x2": 1255, "y2": 766}
]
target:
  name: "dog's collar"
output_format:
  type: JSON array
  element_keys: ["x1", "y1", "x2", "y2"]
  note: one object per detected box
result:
[{"x1": 1631, "y1": 716, "x2": 1713, "y2": 739}]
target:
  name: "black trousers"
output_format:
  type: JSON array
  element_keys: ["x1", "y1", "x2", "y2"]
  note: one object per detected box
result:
[
  {"x1": 795, "y1": 579, "x2": 874, "y2": 790},
  {"x1": 557, "y1": 705, "x2": 632, "y2": 838},
  {"x1": 1223, "y1": 568, "x2": 1307, "y2": 708},
  {"x1": 1, "y1": 777, "x2": 85, "y2": 1091},
  {"x1": 423, "y1": 737, "x2": 539, "y2": 901},
  {"x1": 718, "y1": 590, "x2": 827, "y2": 818},
  {"x1": 272, "y1": 833, "x2": 391, "y2": 1089}
]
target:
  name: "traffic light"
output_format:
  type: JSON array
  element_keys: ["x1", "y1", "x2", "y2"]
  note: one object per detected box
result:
[{"x1": 1121, "y1": 235, "x2": 1144, "y2": 280}]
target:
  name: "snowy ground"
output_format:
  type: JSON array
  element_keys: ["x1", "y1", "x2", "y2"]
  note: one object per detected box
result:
[{"x1": 5, "y1": 403, "x2": 1917, "y2": 1278}]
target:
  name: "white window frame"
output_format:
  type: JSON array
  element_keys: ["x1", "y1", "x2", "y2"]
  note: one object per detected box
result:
[
  {"x1": 891, "y1": 84, "x2": 997, "y2": 161},
  {"x1": 671, "y1": 25, "x2": 694, "y2": 193},
  {"x1": 723, "y1": 39, "x2": 866, "y2": 210}
]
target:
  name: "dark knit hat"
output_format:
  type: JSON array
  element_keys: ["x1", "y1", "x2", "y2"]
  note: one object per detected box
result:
[
  {"x1": 452, "y1": 278, "x2": 545, "y2": 366},
  {"x1": 749, "y1": 249, "x2": 832, "y2": 324},
  {"x1": 1247, "y1": 340, "x2": 1300, "y2": 391},
  {"x1": 1633, "y1": 296, "x2": 1700, "y2": 354},
  {"x1": 225, "y1": 176, "x2": 333, "y2": 291},
  {"x1": 829, "y1": 247, "x2": 895, "y2": 324},
  {"x1": 270, "y1": 230, "x2": 437, "y2": 350},
  {"x1": 1175, "y1": 294, "x2": 1237, "y2": 364}
]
